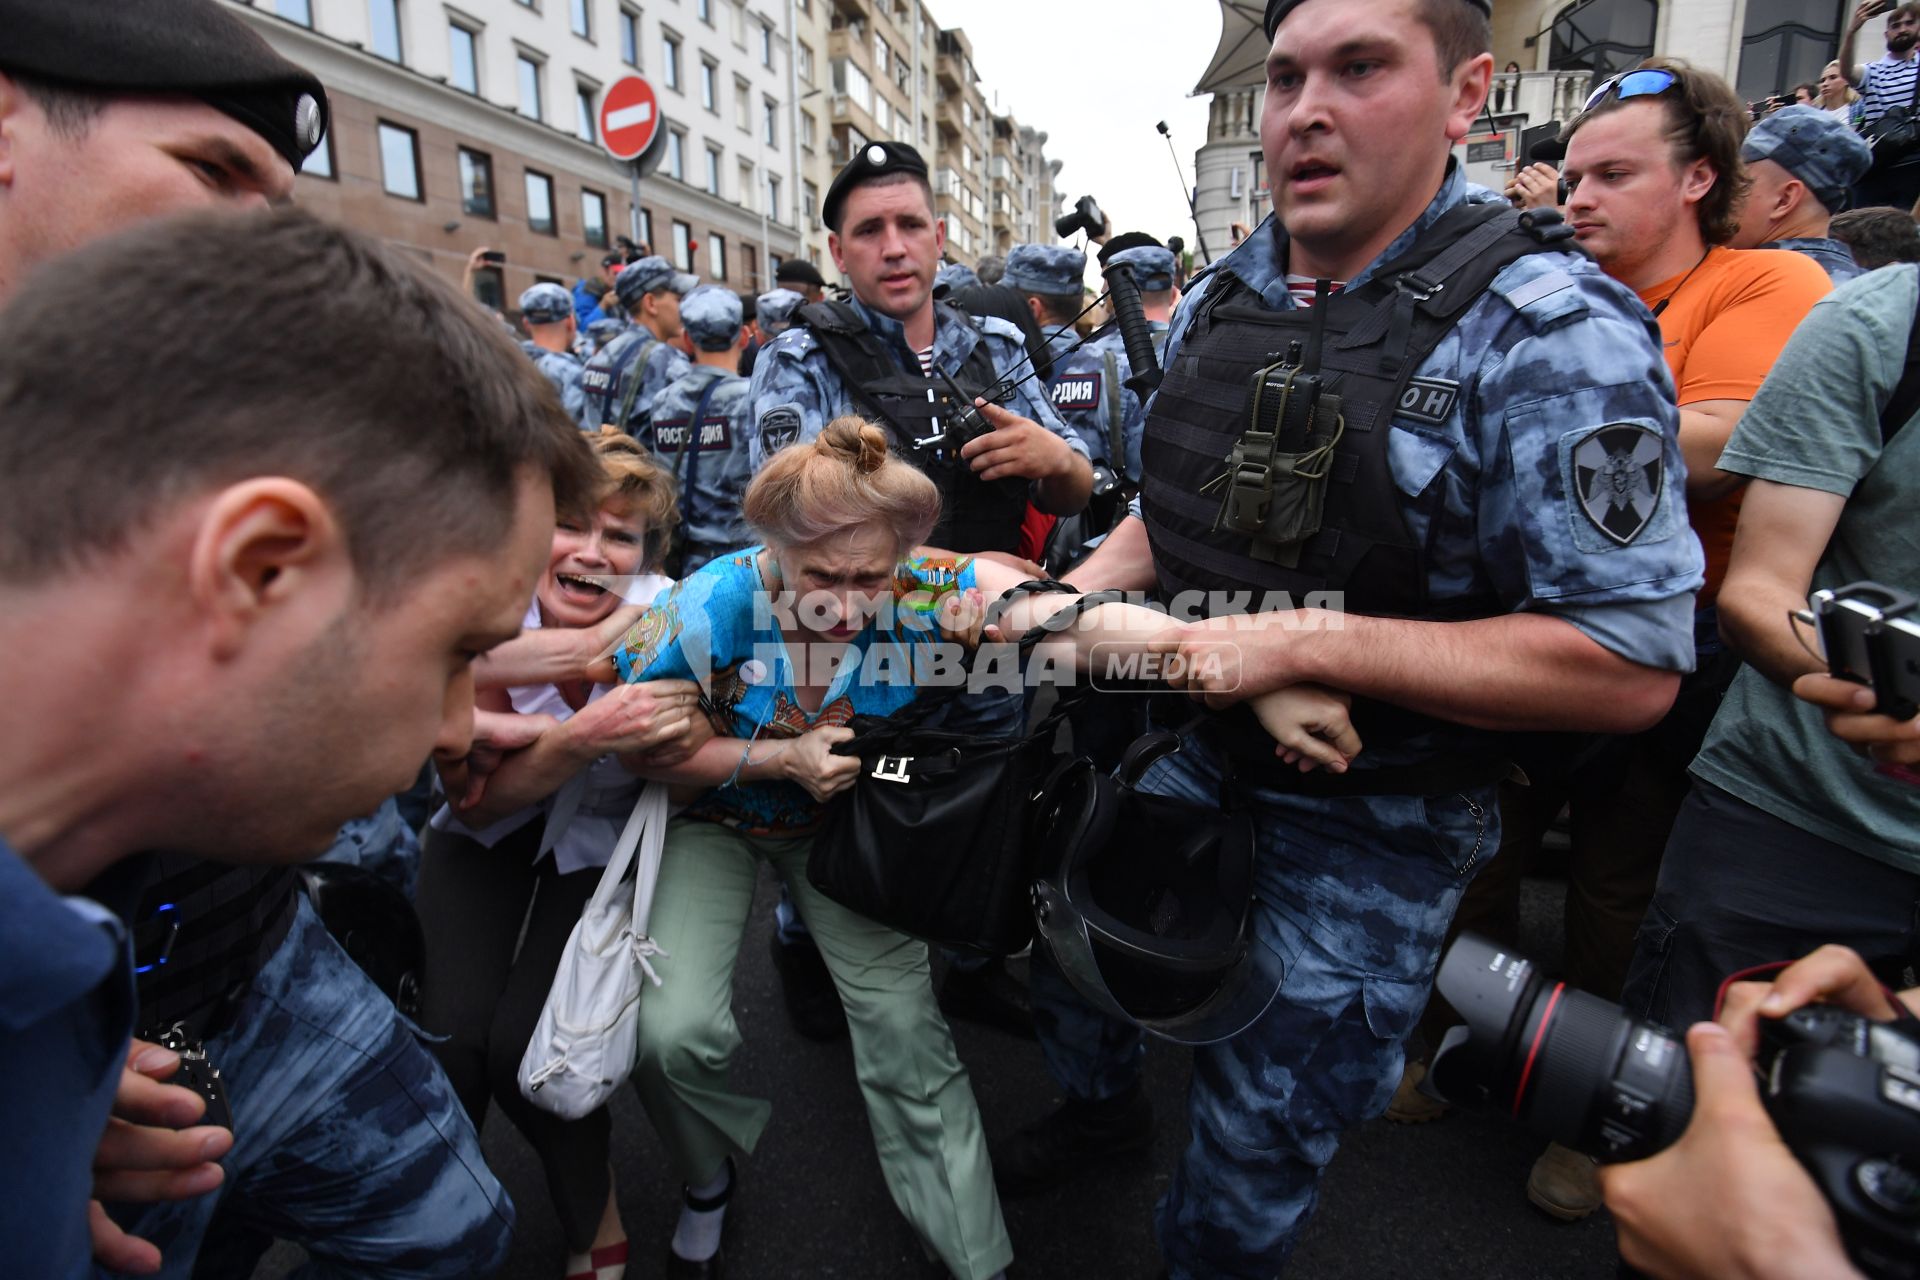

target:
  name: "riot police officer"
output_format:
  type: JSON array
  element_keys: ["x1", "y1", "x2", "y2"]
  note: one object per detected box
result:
[
  {"x1": 643, "y1": 285, "x2": 755, "y2": 572},
  {"x1": 748, "y1": 140, "x2": 1091, "y2": 555},
  {"x1": 1010, "y1": 1, "x2": 1705, "y2": 1275},
  {"x1": 517, "y1": 282, "x2": 587, "y2": 424},
  {"x1": 578, "y1": 255, "x2": 695, "y2": 433}
]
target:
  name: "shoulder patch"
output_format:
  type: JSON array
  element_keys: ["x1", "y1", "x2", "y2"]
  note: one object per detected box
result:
[
  {"x1": 1500, "y1": 269, "x2": 1576, "y2": 311},
  {"x1": 1395, "y1": 376, "x2": 1461, "y2": 426},
  {"x1": 1570, "y1": 423, "x2": 1664, "y2": 545},
  {"x1": 758, "y1": 405, "x2": 803, "y2": 456},
  {"x1": 1050, "y1": 369, "x2": 1103, "y2": 411}
]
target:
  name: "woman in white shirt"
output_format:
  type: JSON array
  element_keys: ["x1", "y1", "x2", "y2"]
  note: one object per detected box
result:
[
  {"x1": 1821, "y1": 59, "x2": 1862, "y2": 124},
  {"x1": 417, "y1": 429, "x2": 708, "y2": 1280}
]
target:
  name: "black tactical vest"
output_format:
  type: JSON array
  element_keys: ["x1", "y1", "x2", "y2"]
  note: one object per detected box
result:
[
  {"x1": 1142, "y1": 203, "x2": 1581, "y2": 764},
  {"x1": 796, "y1": 299, "x2": 1028, "y2": 554}
]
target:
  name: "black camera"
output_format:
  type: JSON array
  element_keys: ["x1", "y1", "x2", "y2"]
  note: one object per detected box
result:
[
  {"x1": 1815, "y1": 581, "x2": 1920, "y2": 721},
  {"x1": 1055, "y1": 194, "x2": 1105, "y2": 241},
  {"x1": 1428, "y1": 934, "x2": 1920, "y2": 1279}
]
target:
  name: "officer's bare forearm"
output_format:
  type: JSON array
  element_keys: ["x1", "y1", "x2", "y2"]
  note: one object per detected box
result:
[
  {"x1": 1062, "y1": 515, "x2": 1158, "y2": 593},
  {"x1": 1034, "y1": 453, "x2": 1094, "y2": 516},
  {"x1": 1286, "y1": 611, "x2": 1680, "y2": 733}
]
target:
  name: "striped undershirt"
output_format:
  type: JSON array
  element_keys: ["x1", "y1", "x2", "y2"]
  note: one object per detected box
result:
[
  {"x1": 1284, "y1": 274, "x2": 1347, "y2": 307},
  {"x1": 915, "y1": 344, "x2": 935, "y2": 375},
  {"x1": 1861, "y1": 52, "x2": 1920, "y2": 123}
]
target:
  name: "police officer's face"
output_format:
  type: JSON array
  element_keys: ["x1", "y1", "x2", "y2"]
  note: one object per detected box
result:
[
  {"x1": 0, "y1": 82, "x2": 296, "y2": 294},
  {"x1": 828, "y1": 181, "x2": 945, "y2": 322},
  {"x1": 1562, "y1": 100, "x2": 1718, "y2": 279},
  {"x1": 1260, "y1": 0, "x2": 1492, "y2": 278}
]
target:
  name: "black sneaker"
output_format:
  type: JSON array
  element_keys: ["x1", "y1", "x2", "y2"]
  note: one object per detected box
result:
[
  {"x1": 992, "y1": 1086, "x2": 1154, "y2": 1198},
  {"x1": 938, "y1": 959, "x2": 1036, "y2": 1039},
  {"x1": 768, "y1": 931, "x2": 848, "y2": 1042}
]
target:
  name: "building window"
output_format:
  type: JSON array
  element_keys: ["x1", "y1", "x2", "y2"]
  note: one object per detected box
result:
[
  {"x1": 760, "y1": 21, "x2": 774, "y2": 67},
  {"x1": 517, "y1": 53, "x2": 544, "y2": 121},
  {"x1": 763, "y1": 96, "x2": 778, "y2": 147},
  {"x1": 526, "y1": 169, "x2": 557, "y2": 235},
  {"x1": 378, "y1": 122, "x2": 422, "y2": 200},
  {"x1": 1738, "y1": 0, "x2": 1848, "y2": 100},
  {"x1": 709, "y1": 233, "x2": 728, "y2": 281},
  {"x1": 802, "y1": 178, "x2": 818, "y2": 223},
  {"x1": 698, "y1": 0, "x2": 712, "y2": 23},
  {"x1": 874, "y1": 35, "x2": 888, "y2": 74},
  {"x1": 701, "y1": 59, "x2": 718, "y2": 112},
  {"x1": 637, "y1": 206, "x2": 654, "y2": 248},
  {"x1": 705, "y1": 144, "x2": 722, "y2": 195},
  {"x1": 449, "y1": 23, "x2": 480, "y2": 93},
  {"x1": 739, "y1": 159, "x2": 756, "y2": 209},
  {"x1": 571, "y1": 0, "x2": 591, "y2": 39},
  {"x1": 735, "y1": 77, "x2": 752, "y2": 129},
  {"x1": 799, "y1": 41, "x2": 815, "y2": 86},
  {"x1": 301, "y1": 127, "x2": 335, "y2": 178},
  {"x1": 1549, "y1": 0, "x2": 1657, "y2": 79},
  {"x1": 744, "y1": 242, "x2": 758, "y2": 288},
  {"x1": 576, "y1": 83, "x2": 597, "y2": 142},
  {"x1": 619, "y1": 8, "x2": 641, "y2": 66},
  {"x1": 800, "y1": 111, "x2": 816, "y2": 150},
  {"x1": 582, "y1": 189, "x2": 608, "y2": 247},
  {"x1": 666, "y1": 128, "x2": 685, "y2": 179},
  {"x1": 275, "y1": 0, "x2": 312, "y2": 25},
  {"x1": 832, "y1": 58, "x2": 872, "y2": 114},
  {"x1": 663, "y1": 34, "x2": 682, "y2": 91},
  {"x1": 672, "y1": 219, "x2": 694, "y2": 271},
  {"x1": 458, "y1": 147, "x2": 495, "y2": 217},
  {"x1": 368, "y1": 0, "x2": 404, "y2": 61},
  {"x1": 767, "y1": 173, "x2": 782, "y2": 223}
]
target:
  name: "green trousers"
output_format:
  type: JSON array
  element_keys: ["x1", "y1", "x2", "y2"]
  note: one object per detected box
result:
[{"x1": 630, "y1": 817, "x2": 1013, "y2": 1280}]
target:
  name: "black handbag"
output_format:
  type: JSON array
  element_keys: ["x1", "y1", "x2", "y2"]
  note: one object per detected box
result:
[
  {"x1": 1864, "y1": 71, "x2": 1920, "y2": 169},
  {"x1": 805, "y1": 584, "x2": 1123, "y2": 955}
]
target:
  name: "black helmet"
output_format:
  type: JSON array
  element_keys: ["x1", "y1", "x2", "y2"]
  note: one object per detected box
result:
[{"x1": 1030, "y1": 730, "x2": 1282, "y2": 1045}]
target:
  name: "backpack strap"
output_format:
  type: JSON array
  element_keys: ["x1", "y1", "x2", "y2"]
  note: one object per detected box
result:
[
  {"x1": 610, "y1": 332, "x2": 660, "y2": 430},
  {"x1": 667, "y1": 373, "x2": 728, "y2": 489},
  {"x1": 1101, "y1": 347, "x2": 1125, "y2": 466},
  {"x1": 1881, "y1": 269, "x2": 1920, "y2": 445}
]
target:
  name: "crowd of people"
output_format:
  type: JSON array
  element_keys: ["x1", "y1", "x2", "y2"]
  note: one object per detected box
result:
[{"x1": 5, "y1": 1, "x2": 1920, "y2": 1279}]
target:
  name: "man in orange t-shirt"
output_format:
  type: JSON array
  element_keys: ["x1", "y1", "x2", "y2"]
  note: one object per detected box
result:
[{"x1": 1395, "y1": 58, "x2": 1830, "y2": 1222}]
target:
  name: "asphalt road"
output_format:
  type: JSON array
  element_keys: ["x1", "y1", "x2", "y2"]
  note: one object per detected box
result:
[{"x1": 263, "y1": 865, "x2": 1618, "y2": 1279}]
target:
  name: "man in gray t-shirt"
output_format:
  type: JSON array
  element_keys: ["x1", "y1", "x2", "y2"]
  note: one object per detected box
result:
[{"x1": 1622, "y1": 264, "x2": 1920, "y2": 1033}]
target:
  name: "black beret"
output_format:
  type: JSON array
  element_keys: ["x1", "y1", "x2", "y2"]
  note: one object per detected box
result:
[
  {"x1": 0, "y1": 0, "x2": 329, "y2": 172},
  {"x1": 775, "y1": 258, "x2": 826, "y2": 288},
  {"x1": 1097, "y1": 231, "x2": 1164, "y2": 268},
  {"x1": 1264, "y1": 0, "x2": 1490, "y2": 39},
  {"x1": 822, "y1": 140, "x2": 930, "y2": 233}
]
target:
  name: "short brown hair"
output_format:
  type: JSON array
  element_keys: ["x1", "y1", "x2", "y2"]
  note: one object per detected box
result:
[
  {"x1": 11, "y1": 71, "x2": 106, "y2": 139},
  {"x1": 0, "y1": 207, "x2": 600, "y2": 590},
  {"x1": 1830, "y1": 207, "x2": 1920, "y2": 269},
  {"x1": 587, "y1": 426, "x2": 681, "y2": 571},
  {"x1": 1564, "y1": 58, "x2": 1753, "y2": 246},
  {"x1": 1415, "y1": 0, "x2": 1492, "y2": 77},
  {"x1": 743, "y1": 417, "x2": 938, "y2": 553},
  {"x1": 827, "y1": 171, "x2": 936, "y2": 233}
]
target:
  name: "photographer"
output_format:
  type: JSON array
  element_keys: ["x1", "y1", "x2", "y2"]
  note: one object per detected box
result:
[
  {"x1": 1600, "y1": 944, "x2": 1917, "y2": 1279},
  {"x1": 1620, "y1": 262, "x2": 1920, "y2": 1038}
]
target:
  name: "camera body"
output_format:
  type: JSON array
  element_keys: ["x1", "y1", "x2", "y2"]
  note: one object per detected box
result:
[
  {"x1": 1428, "y1": 934, "x2": 1920, "y2": 1280},
  {"x1": 1054, "y1": 194, "x2": 1105, "y2": 241},
  {"x1": 1814, "y1": 581, "x2": 1920, "y2": 720}
]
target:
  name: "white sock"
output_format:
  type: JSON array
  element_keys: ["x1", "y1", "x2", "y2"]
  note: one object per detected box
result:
[{"x1": 670, "y1": 1163, "x2": 731, "y2": 1262}]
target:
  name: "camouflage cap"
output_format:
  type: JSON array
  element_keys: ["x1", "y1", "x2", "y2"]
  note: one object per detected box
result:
[
  {"x1": 517, "y1": 282, "x2": 575, "y2": 324},
  {"x1": 1106, "y1": 245, "x2": 1177, "y2": 291},
  {"x1": 932, "y1": 261, "x2": 981, "y2": 299},
  {"x1": 680, "y1": 284, "x2": 744, "y2": 350},
  {"x1": 755, "y1": 287, "x2": 806, "y2": 335},
  {"x1": 1003, "y1": 244, "x2": 1087, "y2": 297},
  {"x1": 614, "y1": 255, "x2": 699, "y2": 309},
  {"x1": 1743, "y1": 105, "x2": 1873, "y2": 214}
]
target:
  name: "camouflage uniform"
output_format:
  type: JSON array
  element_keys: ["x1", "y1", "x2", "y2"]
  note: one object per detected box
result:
[
  {"x1": 578, "y1": 256, "x2": 695, "y2": 433},
  {"x1": 106, "y1": 898, "x2": 514, "y2": 1279},
  {"x1": 1095, "y1": 245, "x2": 1178, "y2": 484},
  {"x1": 1032, "y1": 163, "x2": 1704, "y2": 1277},
  {"x1": 645, "y1": 286, "x2": 754, "y2": 572},
  {"x1": 517, "y1": 282, "x2": 588, "y2": 424},
  {"x1": 745, "y1": 295, "x2": 1085, "y2": 474}
]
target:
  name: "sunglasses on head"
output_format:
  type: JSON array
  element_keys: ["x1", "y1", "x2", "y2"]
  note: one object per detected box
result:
[{"x1": 1583, "y1": 68, "x2": 1681, "y2": 114}]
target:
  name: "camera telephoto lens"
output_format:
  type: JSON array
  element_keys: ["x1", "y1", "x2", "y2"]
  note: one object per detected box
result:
[{"x1": 1426, "y1": 933, "x2": 1695, "y2": 1162}]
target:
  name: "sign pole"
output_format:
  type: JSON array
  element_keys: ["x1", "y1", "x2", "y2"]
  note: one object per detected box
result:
[{"x1": 629, "y1": 162, "x2": 643, "y2": 248}]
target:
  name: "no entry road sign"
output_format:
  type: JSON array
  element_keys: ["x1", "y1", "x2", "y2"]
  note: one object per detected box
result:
[{"x1": 600, "y1": 76, "x2": 661, "y2": 162}]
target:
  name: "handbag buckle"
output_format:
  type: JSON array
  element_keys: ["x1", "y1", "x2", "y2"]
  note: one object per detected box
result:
[{"x1": 871, "y1": 755, "x2": 914, "y2": 783}]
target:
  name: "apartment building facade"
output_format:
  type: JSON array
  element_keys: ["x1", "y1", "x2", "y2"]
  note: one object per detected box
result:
[{"x1": 228, "y1": 0, "x2": 803, "y2": 311}]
